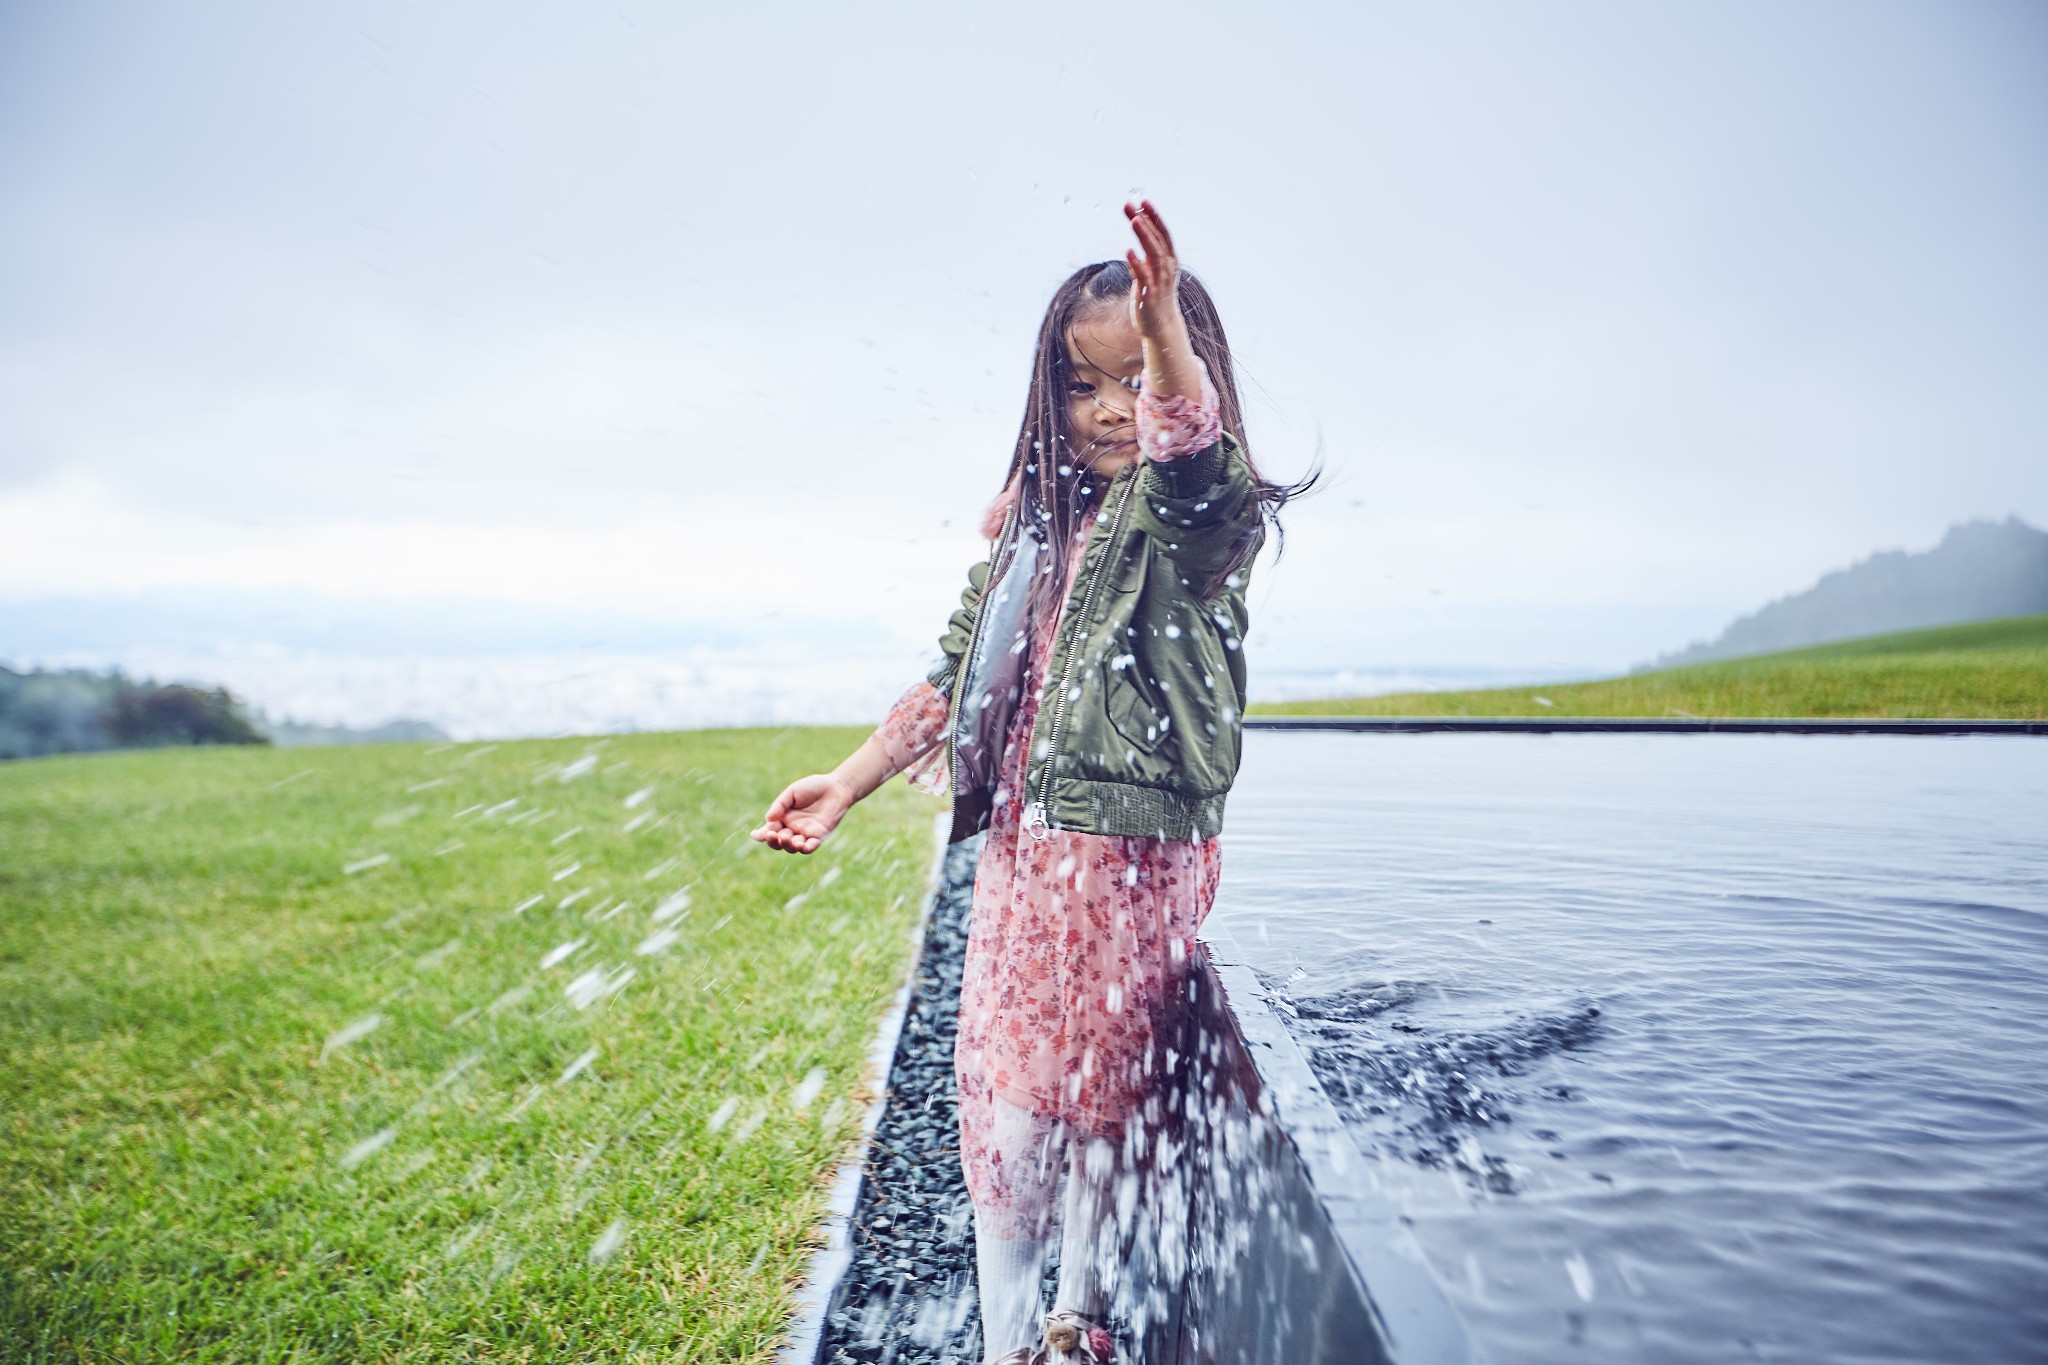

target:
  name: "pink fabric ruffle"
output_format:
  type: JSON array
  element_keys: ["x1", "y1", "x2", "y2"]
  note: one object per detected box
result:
[
  {"x1": 874, "y1": 679, "x2": 951, "y2": 796},
  {"x1": 1136, "y1": 358, "x2": 1222, "y2": 462}
]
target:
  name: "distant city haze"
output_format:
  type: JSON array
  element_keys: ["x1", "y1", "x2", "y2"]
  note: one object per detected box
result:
[{"x1": 2, "y1": 2, "x2": 2043, "y2": 736}]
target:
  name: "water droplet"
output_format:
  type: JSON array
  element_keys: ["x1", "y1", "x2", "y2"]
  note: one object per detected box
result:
[
  {"x1": 1565, "y1": 1253, "x2": 1595, "y2": 1300},
  {"x1": 339, "y1": 1126, "x2": 396, "y2": 1169},
  {"x1": 321, "y1": 1013, "x2": 384, "y2": 1058},
  {"x1": 636, "y1": 927, "x2": 681, "y2": 956},
  {"x1": 588, "y1": 1219, "x2": 628, "y2": 1266},
  {"x1": 540, "y1": 938, "x2": 588, "y2": 969},
  {"x1": 486, "y1": 984, "x2": 532, "y2": 1016}
]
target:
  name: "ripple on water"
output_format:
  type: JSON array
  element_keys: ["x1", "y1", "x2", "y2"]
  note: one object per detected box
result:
[{"x1": 1215, "y1": 733, "x2": 2048, "y2": 1364}]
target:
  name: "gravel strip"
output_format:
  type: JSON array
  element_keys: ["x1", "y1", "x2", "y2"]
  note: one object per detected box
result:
[{"x1": 818, "y1": 834, "x2": 988, "y2": 1364}]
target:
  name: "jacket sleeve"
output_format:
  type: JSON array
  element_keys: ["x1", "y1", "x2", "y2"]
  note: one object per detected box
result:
[
  {"x1": 925, "y1": 556, "x2": 992, "y2": 696},
  {"x1": 1129, "y1": 433, "x2": 1262, "y2": 589}
]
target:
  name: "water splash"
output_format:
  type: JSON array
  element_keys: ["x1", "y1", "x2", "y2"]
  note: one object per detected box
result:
[{"x1": 1272, "y1": 969, "x2": 1602, "y2": 1192}]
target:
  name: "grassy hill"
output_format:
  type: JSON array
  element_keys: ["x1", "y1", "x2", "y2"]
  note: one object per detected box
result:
[
  {"x1": 1251, "y1": 614, "x2": 2048, "y2": 720},
  {"x1": 0, "y1": 731, "x2": 940, "y2": 1362}
]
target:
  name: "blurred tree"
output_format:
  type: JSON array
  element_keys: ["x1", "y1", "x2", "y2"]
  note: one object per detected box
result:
[
  {"x1": 105, "y1": 683, "x2": 268, "y2": 749},
  {"x1": 1, "y1": 667, "x2": 268, "y2": 759}
]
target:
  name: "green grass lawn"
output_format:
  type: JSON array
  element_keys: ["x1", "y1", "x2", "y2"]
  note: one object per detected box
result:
[
  {"x1": 0, "y1": 730, "x2": 942, "y2": 1363},
  {"x1": 1250, "y1": 614, "x2": 2048, "y2": 720}
]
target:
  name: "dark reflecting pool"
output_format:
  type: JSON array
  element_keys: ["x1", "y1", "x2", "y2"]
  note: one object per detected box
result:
[{"x1": 1210, "y1": 733, "x2": 2048, "y2": 1364}]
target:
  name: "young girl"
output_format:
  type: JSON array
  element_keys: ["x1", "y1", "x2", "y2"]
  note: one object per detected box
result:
[{"x1": 753, "y1": 202, "x2": 1303, "y2": 1365}]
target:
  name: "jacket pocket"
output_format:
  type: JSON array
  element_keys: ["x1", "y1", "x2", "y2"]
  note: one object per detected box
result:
[
  {"x1": 1119, "y1": 624, "x2": 1236, "y2": 793},
  {"x1": 1105, "y1": 664, "x2": 1171, "y2": 757}
]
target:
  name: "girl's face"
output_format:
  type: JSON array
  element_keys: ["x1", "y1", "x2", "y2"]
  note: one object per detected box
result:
[{"x1": 1062, "y1": 304, "x2": 1143, "y2": 480}]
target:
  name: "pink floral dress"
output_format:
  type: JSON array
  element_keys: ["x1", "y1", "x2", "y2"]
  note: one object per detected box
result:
[{"x1": 871, "y1": 375, "x2": 1226, "y2": 1240}]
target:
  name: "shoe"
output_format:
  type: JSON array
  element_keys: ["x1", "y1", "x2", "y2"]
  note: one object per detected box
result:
[{"x1": 1042, "y1": 1308, "x2": 1115, "y2": 1362}]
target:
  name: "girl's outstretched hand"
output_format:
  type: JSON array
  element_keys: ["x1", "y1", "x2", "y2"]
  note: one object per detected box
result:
[
  {"x1": 751, "y1": 773, "x2": 852, "y2": 854},
  {"x1": 1123, "y1": 199, "x2": 1204, "y2": 402},
  {"x1": 1123, "y1": 198, "x2": 1183, "y2": 344}
]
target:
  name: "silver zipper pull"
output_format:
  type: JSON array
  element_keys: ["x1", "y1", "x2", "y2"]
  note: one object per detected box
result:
[{"x1": 1024, "y1": 803, "x2": 1052, "y2": 840}]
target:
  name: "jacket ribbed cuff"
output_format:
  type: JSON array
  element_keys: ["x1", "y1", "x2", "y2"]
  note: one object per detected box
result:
[{"x1": 1142, "y1": 439, "x2": 1229, "y2": 499}]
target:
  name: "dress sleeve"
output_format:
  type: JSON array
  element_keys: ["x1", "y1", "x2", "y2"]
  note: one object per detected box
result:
[
  {"x1": 872, "y1": 679, "x2": 951, "y2": 796},
  {"x1": 1136, "y1": 355, "x2": 1223, "y2": 463}
]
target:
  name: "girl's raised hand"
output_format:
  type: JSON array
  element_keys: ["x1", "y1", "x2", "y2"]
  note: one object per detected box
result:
[
  {"x1": 750, "y1": 773, "x2": 852, "y2": 854},
  {"x1": 1123, "y1": 199, "x2": 1184, "y2": 348},
  {"x1": 1123, "y1": 199, "x2": 1204, "y2": 403}
]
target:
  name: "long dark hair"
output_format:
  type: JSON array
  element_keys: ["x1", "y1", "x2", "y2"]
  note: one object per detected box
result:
[{"x1": 997, "y1": 260, "x2": 1317, "y2": 613}]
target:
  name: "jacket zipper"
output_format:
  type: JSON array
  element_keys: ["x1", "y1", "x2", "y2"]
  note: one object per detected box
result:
[{"x1": 1026, "y1": 468, "x2": 1137, "y2": 840}]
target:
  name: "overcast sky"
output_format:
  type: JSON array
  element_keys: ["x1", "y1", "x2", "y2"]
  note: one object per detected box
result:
[{"x1": 2, "y1": 1, "x2": 2044, "y2": 720}]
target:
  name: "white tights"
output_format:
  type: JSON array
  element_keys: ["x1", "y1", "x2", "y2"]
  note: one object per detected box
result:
[{"x1": 974, "y1": 1099, "x2": 1124, "y2": 1361}]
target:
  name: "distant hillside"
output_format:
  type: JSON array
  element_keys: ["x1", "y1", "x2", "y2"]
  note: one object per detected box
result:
[{"x1": 1657, "y1": 516, "x2": 2048, "y2": 666}]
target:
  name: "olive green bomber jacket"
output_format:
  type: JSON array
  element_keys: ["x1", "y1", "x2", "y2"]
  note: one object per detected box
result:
[{"x1": 925, "y1": 435, "x2": 1263, "y2": 843}]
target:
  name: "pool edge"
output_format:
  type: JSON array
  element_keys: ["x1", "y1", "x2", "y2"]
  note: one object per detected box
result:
[
  {"x1": 1199, "y1": 921, "x2": 1485, "y2": 1365},
  {"x1": 1244, "y1": 716, "x2": 2047, "y2": 735}
]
